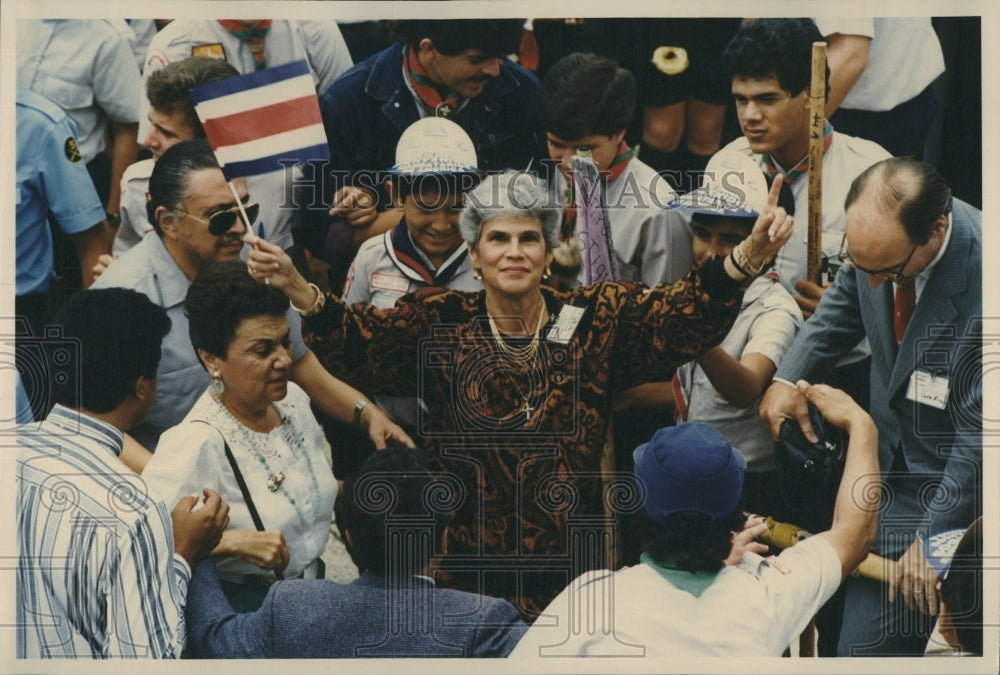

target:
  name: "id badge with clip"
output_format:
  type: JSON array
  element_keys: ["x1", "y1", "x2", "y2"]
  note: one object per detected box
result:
[
  {"x1": 905, "y1": 370, "x2": 950, "y2": 410},
  {"x1": 546, "y1": 305, "x2": 585, "y2": 345}
]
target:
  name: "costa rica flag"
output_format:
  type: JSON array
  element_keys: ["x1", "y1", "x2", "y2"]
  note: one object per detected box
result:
[{"x1": 190, "y1": 59, "x2": 328, "y2": 180}]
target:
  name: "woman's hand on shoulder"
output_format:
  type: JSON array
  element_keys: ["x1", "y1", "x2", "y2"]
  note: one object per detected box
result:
[
  {"x1": 213, "y1": 528, "x2": 290, "y2": 572},
  {"x1": 362, "y1": 404, "x2": 416, "y2": 450}
]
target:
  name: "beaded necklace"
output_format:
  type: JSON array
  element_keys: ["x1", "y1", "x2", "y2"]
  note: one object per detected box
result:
[{"x1": 211, "y1": 392, "x2": 323, "y2": 529}]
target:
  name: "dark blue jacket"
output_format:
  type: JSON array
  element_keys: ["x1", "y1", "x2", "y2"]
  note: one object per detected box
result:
[
  {"x1": 299, "y1": 43, "x2": 547, "y2": 275},
  {"x1": 186, "y1": 560, "x2": 528, "y2": 658}
]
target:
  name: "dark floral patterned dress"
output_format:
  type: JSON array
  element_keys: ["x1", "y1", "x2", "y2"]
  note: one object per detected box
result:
[{"x1": 304, "y1": 259, "x2": 745, "y2": 620}]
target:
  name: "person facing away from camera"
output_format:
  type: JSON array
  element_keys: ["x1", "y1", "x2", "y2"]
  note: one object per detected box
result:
[
  {"x1": 184, "y1": 444, "x2": 527, "y2": 658},
  {"x1": 16, "y1": 287, "x2": 229, "y2": 658},
  {"x1": 510, "y1": 382, "x2": 879, "y2": 657}
]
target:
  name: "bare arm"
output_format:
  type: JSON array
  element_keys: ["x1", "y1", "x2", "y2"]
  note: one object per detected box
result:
[
  {"x1": 800, "y1": 381, "x2": 880, "y2": 579},
  {"x1": 612, "y1": 381, "x2": 675, "y2": 412},
  {"x1": 696, "y1": 348, "x2": 776, "y2": 408},
  {"x1": 350, "y1": 207, "x2": 404, "y2": 247},
  {"x1": 106, "y1": 121, "x2": 139, "y2": 216},
  {"x1": 119, "y1": 432, "x2": 153, "y2": 474},
  {"x1": 824, "y1": 33, "x2": 871, "y2": 117},
  {"x1": 212, "y1": 529, "x2": 290, "y2": 572},
  {"x1": 290, "y1": 350, "x2": 414, "y2": 449},
  {"x1": 70, "y1": 221, "x2": 113, "y2": 288}
]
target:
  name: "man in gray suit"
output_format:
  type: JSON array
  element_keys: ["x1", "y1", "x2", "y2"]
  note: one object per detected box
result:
[
  {"x1": 759, "y1": 156, "x2": 982, "y2": 656},
  {"x1": 184, "y1": 445, "x2": 527, "y2": 658}
]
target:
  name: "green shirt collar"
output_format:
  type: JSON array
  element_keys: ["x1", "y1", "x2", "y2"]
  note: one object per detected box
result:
[{"x1": 641, "y1": 552, "x2": 721, "y2": 598}]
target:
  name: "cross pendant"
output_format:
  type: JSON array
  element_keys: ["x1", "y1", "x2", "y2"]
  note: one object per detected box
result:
[{"x1": 522, "y1": 398, "x2": 535, "y2": 423}]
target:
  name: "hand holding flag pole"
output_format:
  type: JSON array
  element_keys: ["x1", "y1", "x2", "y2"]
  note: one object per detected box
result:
[{"x1": 190, "y1": 59, "x2": 330, "y2": 285}]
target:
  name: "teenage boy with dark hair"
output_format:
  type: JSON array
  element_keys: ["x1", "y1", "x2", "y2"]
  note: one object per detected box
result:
[
  {"x1": 302, "y1": 19, "x2": 546, "y2": 290},
  {"x1": 537, "y1": 52, "x2": 693, "y2": 289},
  {"x1": 184, "y1": 445, "x2": 527, "y2": 658},
  {"x1": 721, "y1": 19, "x2": 890, "y2": 317}
]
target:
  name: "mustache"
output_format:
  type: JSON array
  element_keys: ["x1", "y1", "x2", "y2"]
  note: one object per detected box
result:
[{"x1": 216, "y1": 235, "x2": 244, "y2": 249}]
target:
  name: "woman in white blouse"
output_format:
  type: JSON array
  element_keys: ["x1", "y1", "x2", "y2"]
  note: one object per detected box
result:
[{"x1": 144, "y1": 260, "x2": 338, "y2": 610}]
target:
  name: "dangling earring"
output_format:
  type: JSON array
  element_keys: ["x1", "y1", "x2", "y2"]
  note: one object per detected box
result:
[
  {"x1": 543, "y1": 265, "x2": 552, "y2": 280},
  {"x1": 211, "y1": 372, "x2": 225, "y2": 395},
  {"x1": 472, "y1": 268, "x2": 483, "y2": 281}
]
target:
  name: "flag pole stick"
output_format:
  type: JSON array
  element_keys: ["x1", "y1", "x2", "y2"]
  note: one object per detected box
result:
[
  {"x1": 226, "y1": 180, "x2": 255, "y2": 234},
  {"x1": 806, "y1": 41, "x2": 827, "y2": 285},
  {"x1": 228, "y1": 180, "x2": 269, "y2": 284}
]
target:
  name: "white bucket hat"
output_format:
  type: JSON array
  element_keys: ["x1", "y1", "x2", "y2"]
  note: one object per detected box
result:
[
  {"x1": 675, "y1": 150, "x2": 770, "y2": 219},
  {"x1": 386, "y1": 118, "x2": 482, "y2": 176}
]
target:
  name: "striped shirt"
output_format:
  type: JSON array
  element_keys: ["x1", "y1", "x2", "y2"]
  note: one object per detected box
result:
[{"x1": 16, "y1": 405, "x2": 190, "y2": 658}]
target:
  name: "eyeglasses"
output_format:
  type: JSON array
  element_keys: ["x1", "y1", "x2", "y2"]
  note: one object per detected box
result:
[
  {"x1": 174, "y1": 202, "x2": 260, "y2": 235},
  {"x1": 836, "y1": 232, "x2": 918, "y2": 283}
]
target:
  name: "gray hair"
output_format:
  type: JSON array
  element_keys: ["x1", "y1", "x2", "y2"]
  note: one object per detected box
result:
[{"x1": 459, "y1": 171, "x2": 562, "y2": 249}]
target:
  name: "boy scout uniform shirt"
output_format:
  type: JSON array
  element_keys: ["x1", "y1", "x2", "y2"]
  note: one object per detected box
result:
[{"x1": 138, "y1": 19, "x2": 352, "y2": 141}]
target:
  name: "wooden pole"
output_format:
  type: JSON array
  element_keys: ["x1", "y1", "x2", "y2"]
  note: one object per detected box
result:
[
  {"x1": 757, "y1": 515, "x2": 894, "y2": 582},
  {"x1": 806, "y1": 41, "x2": 827, "y2": 285}
]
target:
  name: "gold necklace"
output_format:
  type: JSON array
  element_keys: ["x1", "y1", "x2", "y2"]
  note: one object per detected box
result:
[{"x1": 487, "y1": 303, "x2": 547, "y2": 365}]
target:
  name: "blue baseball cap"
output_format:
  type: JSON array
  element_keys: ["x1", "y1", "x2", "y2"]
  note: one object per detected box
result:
[{"x1": 633, "y1": 423, "x2": 746, "y2": 525}]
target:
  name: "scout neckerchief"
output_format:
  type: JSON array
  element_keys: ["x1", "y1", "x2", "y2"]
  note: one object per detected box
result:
[
  {"x1": 402, "y1": 45, "x2": 463, "y2": 118},
  {"x1": 386, "y1": 219, "x2": 468, "y2": 286},
  {"x1": 763, "y1": 119, "x2": 833, "y2": 184},
  {"x1": 641, "y1": 552, "x2": 720, "y2": 598},
  {"x1": 218, "y1": 20, "x2": 272, "y2": 70},
  {"x1": 560, "y1": 141, "x2": 636, "y2": 241}
]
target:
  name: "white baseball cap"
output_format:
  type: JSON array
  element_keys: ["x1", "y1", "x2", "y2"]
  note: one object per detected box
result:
[
  {"x1": 675, "y1": 150, "x2": 769, "y2": 219},
  {"x1": 386, "y1": 118, "x2": 482, "y2": 176}
]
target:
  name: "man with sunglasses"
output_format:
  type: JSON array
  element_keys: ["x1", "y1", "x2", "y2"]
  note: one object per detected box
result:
[
  {"x1": 93, "y1": 139, "x2": 411, "y2": 465},
  {"x1": 759, "y1": 157, "x2": 982, "y2": 657}
]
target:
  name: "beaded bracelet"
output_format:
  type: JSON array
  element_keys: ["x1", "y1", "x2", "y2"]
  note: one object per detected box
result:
[
  {"x1": 290, "y1": 283, "x2": 325, "y2": 316},
  {"x1": 730, "y1": 244, "x2": 767, "y2": 278}
]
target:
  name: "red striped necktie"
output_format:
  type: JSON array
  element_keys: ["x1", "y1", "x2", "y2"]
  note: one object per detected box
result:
[{"x1": 893, "y1": 282, "x2": 916, "y2": 346}]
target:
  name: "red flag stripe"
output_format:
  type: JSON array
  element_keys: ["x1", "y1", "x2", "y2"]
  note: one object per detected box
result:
[{"x1": 200, "y1": 95, "x2": 321, "y2": 148}]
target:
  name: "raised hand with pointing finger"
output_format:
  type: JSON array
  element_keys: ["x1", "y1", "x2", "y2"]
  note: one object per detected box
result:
[{"x1": 723, "y1": 172, "x2": 793, "y2": 282}]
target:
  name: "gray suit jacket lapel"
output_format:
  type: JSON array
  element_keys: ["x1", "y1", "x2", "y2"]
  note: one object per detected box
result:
[{"x1": 887, "y1": 216, "x2": 970, "y2": 397}]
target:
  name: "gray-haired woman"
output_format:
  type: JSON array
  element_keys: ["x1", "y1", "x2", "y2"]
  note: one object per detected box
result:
[{"x1": 244, "y1": 170, "x2": 792, "y2": 620}]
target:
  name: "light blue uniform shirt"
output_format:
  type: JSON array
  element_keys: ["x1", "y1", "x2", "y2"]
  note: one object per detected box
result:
[{"x1": 16, "y1": 88, "x2": 105, "y2": 296}]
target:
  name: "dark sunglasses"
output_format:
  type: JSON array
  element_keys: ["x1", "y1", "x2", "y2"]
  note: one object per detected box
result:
[{"x1": 175, "y1": 202, "x2": 260, "y2": 235}]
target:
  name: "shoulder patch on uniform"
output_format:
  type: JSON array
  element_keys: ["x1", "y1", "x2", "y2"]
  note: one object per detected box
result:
[
  {"x1": 64, "y1": 137, "x2": 82, "y2": 163},
  {"x1": 192, "y1": 43, "x2": 226, "y2": 60}
]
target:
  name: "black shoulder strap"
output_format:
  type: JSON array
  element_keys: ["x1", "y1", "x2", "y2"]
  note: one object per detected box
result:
[{"x1": 192, "y1": 420, "x2": 283, "y2": 580}]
